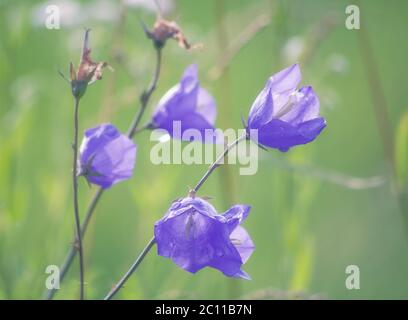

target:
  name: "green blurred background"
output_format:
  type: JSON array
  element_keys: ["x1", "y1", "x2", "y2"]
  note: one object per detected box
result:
[{"x1": 0, "y1": 0, "x2": 407, "y2": 299}]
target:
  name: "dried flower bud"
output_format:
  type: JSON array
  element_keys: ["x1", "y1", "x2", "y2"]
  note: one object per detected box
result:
[
  {"x1": 69, "y1": 29, "x2": 110, "y2": 99},
  {"x1": 145, "y1": 17, "x2": 200, "y2": 50}
]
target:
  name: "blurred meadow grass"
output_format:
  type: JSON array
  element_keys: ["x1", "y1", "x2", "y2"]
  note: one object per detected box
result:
[{"x1": 0, "y1": 0, "x2": 407, "y2": 299}]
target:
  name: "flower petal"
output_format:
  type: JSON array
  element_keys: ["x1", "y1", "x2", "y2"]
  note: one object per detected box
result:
[
  {"x1": 298, "y1": 116, "x2": 327, "y2": 140},
  {"x1": 151, "y1": 65, "x2": 218, "y2": 143},
  {"x1": 230, "y1": 225, "x2": 254, "y2": 264},
  {"x1": 233, "y1": 269, "x2": 252, "y2": 280},
  {"x1": 255, "y1": 117, "x2": 326, "y2": 152},
  {"x1": 79, "y1": 123, "x2": 137, "y2": 189},
  {"x1": 180, "y1": 64, "x2": 198, "y2": 91},
  {"x1": 279, "y1": 86, "x2": 320, "y2": 125},
  {"x1": 207, "y1": 243, "x2": 246, "y2": 277},
  {"x1": 221, "y1": 205, "x2": 251, "y2": 233},
  {"x1": 79, "y1": 123, "x2": 120, "y2": 166},
  {"x1": 196, "y1": 88, "x2": 216, "y2": 125},
  {"x1": 176, "y1": 114, "x2": 218, "y2": 143},
  {"x1": 155, "y1": 64, "x2": 199, "y2": 119},
  {"x1": 269, "y1": 63, "x2": 301, "y2": 94},
  {"x1": 248, "y1": 64, "x2": 302, "y2": 128},
  {"x1": 248, "y1": 84, "x2": 274, "y2": 128},
  {"x1": 88, "y1": 136, "x2": 136, "y2": 187}
]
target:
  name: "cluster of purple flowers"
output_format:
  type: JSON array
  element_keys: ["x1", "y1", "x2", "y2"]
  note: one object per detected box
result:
[{"x1": 76, "y1": 59, "x2": 326, "y2": 279}]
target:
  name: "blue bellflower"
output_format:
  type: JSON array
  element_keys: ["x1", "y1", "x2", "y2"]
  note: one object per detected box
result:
[
  {"x1": 78, "y1": 123, "x2": 137, "y2": 189},
  {"x1": 150, "y1": 64, "x2": 217, "y2": 142},
  {"x1": 154, "y1": 197, "x2": 254, "y2": 279},
  {"x1": 247, "y1": 64, "x2": 326, "y2": 151}
]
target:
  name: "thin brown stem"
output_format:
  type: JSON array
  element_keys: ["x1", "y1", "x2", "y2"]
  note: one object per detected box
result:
[
  {"x1": 193, "y1": 134, "x2": 247, "y2": 193},
  {"x1": 127, "y1": 48, "x2": 161, "y2": 138},
  {"x1": 72, "y1": 97, "x2": 85, "y2": 300},
  {"x1": 104, "y1": 237, "x2": 156, "y2": 300}
]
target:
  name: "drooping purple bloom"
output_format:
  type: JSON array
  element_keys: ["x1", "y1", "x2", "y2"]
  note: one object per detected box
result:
[
  {"x1": 247, "y1": 64, "x2": 326, "y2": 152},
  {"x1": 154, "y1": 197, "x2": 254, "y2": 279},
  {"x1": 78, "y1": 123, "x2": 137, "y2": 189},
  {"x1": 150, "y1": 64, "x2": 217, "y2": 142}
]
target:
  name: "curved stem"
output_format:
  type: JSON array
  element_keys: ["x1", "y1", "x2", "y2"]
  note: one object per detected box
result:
[
  {"x1": 193, "y1": 134, "x2": 247, "y2": 193},
  {"x1": 129, "y1": 123, "x2": 152, "y2": 136},
  {"x1": 127, "y1": 48, "x2": 161, "y2": 138},
  {"x1": 44, "y1": 47, "x2": 162, "y2": 300},
  {"x1": 102, "y1": 135, "x2": 247, "y2": 299},
  {"x1": 72, "y1": 97, "x2": 85, "y2": 300},
  {"x1": 104, "y1": 237, "x2": 156, "y2": 300},
  {"x1": 44, "y1": 188, "x2": 104, "y2": 299}
]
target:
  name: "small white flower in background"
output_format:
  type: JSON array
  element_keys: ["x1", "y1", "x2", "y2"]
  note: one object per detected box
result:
[
  {"x1": 320, "y1": 88, "x2": 338, "y2": 111},
  {"x1": 86, "y1": 0, "x2": 120, "y2": 23},
  {"x1": 281, "y1": 36, "x2": 305, "y2": 64},
  {"x1": 124, "y1": 0, "x2": 174, "y2": 15},
  {"x1": 327, "y1": 53, "x2": 349, "y2": 74},
  {"x1": 11, "y1": 75, "x2": 37, "y2": 106}
]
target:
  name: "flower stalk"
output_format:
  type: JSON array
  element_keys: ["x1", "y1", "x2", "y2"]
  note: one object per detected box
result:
[
  {"x1": 127, "y1": 47, "x2": 162, "y2": 138},
  {"x1": 72, "y1": 96, "x2": 85, "y2": 300},
  {"x1": 192, "y1": 134, "x2": 247, "y2": 193},
  {"x1": 104, "y1": 237, "x2": 156, "y2": 300}
]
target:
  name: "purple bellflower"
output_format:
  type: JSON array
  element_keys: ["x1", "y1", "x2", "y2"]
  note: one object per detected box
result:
[
  {"x1": 246, "y1": 64, "x2": 326, "y2": 152},
  {"x1": 154, "y1": 197, "x2": 254, "y2": 279},
  {"x1": 78, "y1": 123, "x2": 137, "y2": 189},
  {"x1": 150, "y1": 64, "x2": 218, "y2": 143}
]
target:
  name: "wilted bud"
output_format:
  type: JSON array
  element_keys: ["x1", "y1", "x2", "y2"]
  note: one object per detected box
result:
[
  {"x1": 70, "y1": 62, "x2": 87, "y2": 98},
  {"x1": 144, "y1": 17, "x2": 199, "y2": 50},
  {"x1": 69, "y1": 29, "x2": 110, "y2": 99}
]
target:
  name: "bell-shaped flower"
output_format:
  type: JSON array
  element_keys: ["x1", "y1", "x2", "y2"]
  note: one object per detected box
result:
[
  {"x1": 78, "y1": 123, "x2": 137, "y2": 189},
  {"x1": 154, "y1": 197, "x2": 254, "y2": 279},
  {"x1": 150, "y1": 64, "x2": 218, "y2": 143},
  {"x1": 246, "y1": 64, "x2": 326, "y2": 151}
]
